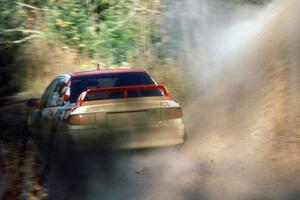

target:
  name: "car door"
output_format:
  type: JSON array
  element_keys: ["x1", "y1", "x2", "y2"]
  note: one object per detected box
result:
[
  {"x1": 39, "y1": 78, "x2": 59, "y2": 136},
  {"x1": 48, "y1": 77, "x2": 69, "y2": 130}
]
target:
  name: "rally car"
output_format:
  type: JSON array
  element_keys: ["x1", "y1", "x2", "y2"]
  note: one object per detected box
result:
[{"x1": 27, "y1": 69, "x2": 186, "y2": 150}]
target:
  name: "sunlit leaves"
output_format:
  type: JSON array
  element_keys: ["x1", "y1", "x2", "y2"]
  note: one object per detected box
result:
[{"x1": 0, "y1": 0, "x2": 162, "y2": 64}]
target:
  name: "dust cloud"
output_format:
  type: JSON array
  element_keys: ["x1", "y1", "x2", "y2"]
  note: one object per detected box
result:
[{"x1": 131, "y1": 0, "x2": 300, "y2": 200}]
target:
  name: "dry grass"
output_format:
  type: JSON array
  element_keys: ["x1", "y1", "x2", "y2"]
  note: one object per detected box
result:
[{"x1": 18, "y1": 37, "x2": 94, "y2": 95}]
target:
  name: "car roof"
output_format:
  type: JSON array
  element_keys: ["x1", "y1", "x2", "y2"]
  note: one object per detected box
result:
[{"x1": 70, "y1": 69, "x2": 146, "y2": 78}]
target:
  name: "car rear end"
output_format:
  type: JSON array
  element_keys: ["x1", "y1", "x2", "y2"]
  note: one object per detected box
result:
[{"x1": 59, "y1": 70, "x2": 186, "y2": 149}]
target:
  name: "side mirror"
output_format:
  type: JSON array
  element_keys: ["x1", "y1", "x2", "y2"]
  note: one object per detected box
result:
[{"x1": 27, "y1": 98, "x2": 41, "y2": 109}]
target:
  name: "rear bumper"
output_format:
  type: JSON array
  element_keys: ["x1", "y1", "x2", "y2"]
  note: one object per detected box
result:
[{"x1": 57, "y1": 123, "x2": 185, "y2": 150}]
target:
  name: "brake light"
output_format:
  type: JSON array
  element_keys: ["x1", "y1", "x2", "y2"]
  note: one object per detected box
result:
[
  {"x1": 64, "y1": 113, "x2": 96, "y2": 125},
  {"x1": 161, "y1": 107, "x2": 183, "y2": 120}
]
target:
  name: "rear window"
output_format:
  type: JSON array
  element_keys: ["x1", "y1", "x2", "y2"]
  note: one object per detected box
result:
[{"x1": 70, "y1": 72, "x2": 162, "y2": 103}]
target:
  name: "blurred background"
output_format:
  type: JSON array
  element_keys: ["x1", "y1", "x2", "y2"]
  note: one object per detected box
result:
[
  {"x1": 0, "y1": 0, "x2": 188, "y2": 99},
  {"x1": 0, "y1": 0, "x2": 272, "y2": 100},
  {"x1": 1, "y1": 0, "x2": 300, "y2": 200}
]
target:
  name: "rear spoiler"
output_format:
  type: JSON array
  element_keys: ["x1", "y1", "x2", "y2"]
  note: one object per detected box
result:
[{"x1": 76, "y1": 84, "x2": 170, "y2": 106}]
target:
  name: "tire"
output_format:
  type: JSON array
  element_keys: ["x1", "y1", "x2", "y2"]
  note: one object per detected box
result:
[{"x1": 54, "y1": 133, "x2": 79, "y2": 168}]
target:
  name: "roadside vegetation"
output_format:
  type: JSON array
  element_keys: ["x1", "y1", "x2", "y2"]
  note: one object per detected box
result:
[
  {"x1": 0, "y1": 0, "x2": 270, "y2": 99},
  {"x1": 0, "y1": 0, "x2": 170, "y2": 97}
]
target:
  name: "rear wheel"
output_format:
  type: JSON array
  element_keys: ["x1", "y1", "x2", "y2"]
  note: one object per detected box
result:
[
  {"x1": 54, "y1": 133, "x2": 80, "y2": 168},
  {"x1": 39, "y1": 128, "x2": 75, "y2": 172}
]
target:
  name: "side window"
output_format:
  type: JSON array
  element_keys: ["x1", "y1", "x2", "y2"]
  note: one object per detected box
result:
[
  {"x1": 40, "y1": 79, "x2": 59, "y2": 108},
  {"x1": 48, "y1": 78, "x2": 66, "y2": 107}
]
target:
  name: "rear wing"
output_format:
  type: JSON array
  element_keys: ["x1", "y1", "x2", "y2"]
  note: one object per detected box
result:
[{"x1": 76, "y1": 84, "x2": 170, "y2": 106}]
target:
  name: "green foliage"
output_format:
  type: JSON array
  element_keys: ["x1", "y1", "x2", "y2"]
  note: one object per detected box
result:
[
  {"x1": 47, "y1": 0, "x2": 140, "y2": 64},
  {"x1": 0, "y1": 1, "x2": 19, "y2": 44},
  {"x1": 48, "y1": 1, "x2": 91, "y2": 46},
  {"x1": 0, "y1": 0, "x2": 161, "y2": 65},
  {"x1": 0, "y1": 0, "x2": 162, "y2": 95}
]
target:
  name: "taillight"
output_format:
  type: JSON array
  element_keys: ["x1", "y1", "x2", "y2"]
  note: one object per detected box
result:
[
  {"x1": 161, "y1": 107, "x2": 183, "y2": 120},
  {"x1": 64, "y1": 113, "x2": 96, "y2": 125}
]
